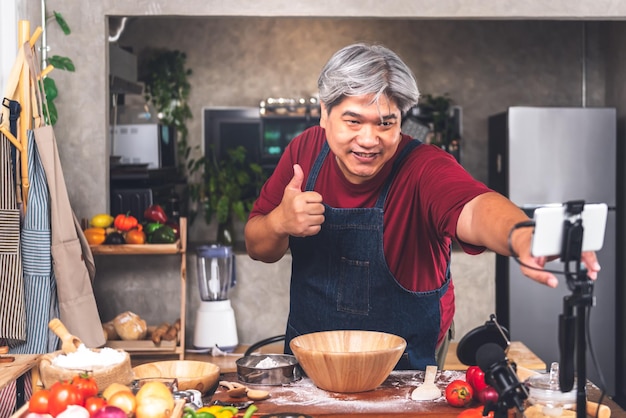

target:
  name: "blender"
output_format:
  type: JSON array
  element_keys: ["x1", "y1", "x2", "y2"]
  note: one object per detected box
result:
[{"x1": 193, "y1": 244, "x2": 238, "y2": 351}]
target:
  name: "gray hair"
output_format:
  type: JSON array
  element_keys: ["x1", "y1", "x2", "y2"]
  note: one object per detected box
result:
[{"x1": 317, "y1": 43, "x2": 420, "y2": 115}]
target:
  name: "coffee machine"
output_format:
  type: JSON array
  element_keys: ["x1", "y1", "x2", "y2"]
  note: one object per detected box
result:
[{"x1": 193, "y1": 245, "x2": 238, "y2": 351}]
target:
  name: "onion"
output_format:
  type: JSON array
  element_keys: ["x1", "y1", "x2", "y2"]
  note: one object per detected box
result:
[
  {"x1": 92, "y1": 406, "x2": 127, "y2": 418},
  {"x1": 477, "y1": 386, "x2": 499, "y2": 405},
  {"x1": 56, "y1": 405, "x2": 90, "y2": 418}
]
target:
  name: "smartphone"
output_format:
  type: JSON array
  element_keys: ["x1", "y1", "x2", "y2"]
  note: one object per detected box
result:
[{"x1": 531, "y1": 203, "x2": 608, "y2": 257}]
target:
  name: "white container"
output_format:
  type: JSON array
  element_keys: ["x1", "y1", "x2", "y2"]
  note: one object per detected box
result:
[{"x1": 193, "y1": 300, "x2": 238, "y2": 351}]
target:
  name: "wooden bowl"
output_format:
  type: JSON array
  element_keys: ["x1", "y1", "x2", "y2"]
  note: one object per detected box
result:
[
  {"x1": 132, "y1": 360, "x2": 220, "y2": 395},
  {"x1": 289, "y1": 330, "x2": 406, "y2": 393}
]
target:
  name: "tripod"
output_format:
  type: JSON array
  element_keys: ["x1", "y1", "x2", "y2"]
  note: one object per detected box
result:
[{"x1": 558, "y1": 200, "x2": 594, "y2": 418}]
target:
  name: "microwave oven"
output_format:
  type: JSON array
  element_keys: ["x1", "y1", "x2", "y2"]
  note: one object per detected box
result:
[{"x1": 111, "y1": 123, "x2": 176, "y2": 169}]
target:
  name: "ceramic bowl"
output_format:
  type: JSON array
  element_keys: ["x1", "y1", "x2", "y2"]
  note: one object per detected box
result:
[
  {"x1": 132, "y1": 360, "x2": 220, "y2": 395},
  {"x1": 289, "y1": 330, "x2": 406, "y2": 393}
]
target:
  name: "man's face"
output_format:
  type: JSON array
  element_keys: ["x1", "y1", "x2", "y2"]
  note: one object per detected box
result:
[{"x1": 320, "y1": 95, "x2": 402, "y2": 184}]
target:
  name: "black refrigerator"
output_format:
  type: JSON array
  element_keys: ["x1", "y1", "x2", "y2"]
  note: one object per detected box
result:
[{"x1": 488, "y1": 107, "x2": 619, "y2": 399}]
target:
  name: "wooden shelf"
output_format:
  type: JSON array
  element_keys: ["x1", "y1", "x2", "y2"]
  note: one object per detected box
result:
[
  {"x1": 91, "y1": 218, "x2": 187, "y2": 255},
  {"x1": 106, "y1": 340, "x2": 178, "y2": 352},
  {"x1": 91, "y1": 241, "x2": 182, "y2": 255}
]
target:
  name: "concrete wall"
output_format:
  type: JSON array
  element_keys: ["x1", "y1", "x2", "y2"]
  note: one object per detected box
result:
[{"x1": 12, "y1": 1, "x2": 626, "y2": 365}]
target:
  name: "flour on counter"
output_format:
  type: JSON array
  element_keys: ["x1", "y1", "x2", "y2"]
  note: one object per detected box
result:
[
  {"x1": 267, "y1": 370, "x2": 464, "y2": 413},
  {"x1": 52, "y1": 345, "x2": 126, "y2": 369}
]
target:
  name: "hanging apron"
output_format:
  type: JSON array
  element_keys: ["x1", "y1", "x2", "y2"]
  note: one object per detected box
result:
[
  {"x1": 0, "y1": 129, "x2": 25, "y2": 346},
  {"x1": 285, "y1": 139, "x2": 450, "y2": 370},
  {"x1": 10, "y1": 131, "x2": 57, "y2": 354},
  {"x1": 33, "y1": 125, "x2": 104, "y2": 348}
]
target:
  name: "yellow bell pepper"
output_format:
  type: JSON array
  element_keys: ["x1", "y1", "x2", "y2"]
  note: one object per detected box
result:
[{"x1": 195, "y1": 406, "x2": 236, "y2": 418}]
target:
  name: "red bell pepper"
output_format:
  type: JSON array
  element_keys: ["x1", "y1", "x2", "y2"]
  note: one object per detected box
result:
[{"x1": 143, "y1": 204, "x2": 168, "y2": 223}]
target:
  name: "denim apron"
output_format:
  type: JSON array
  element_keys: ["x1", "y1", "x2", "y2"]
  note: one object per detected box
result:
[{"x1": 285, "y1": 139, "x2": 450, "y2": 370}]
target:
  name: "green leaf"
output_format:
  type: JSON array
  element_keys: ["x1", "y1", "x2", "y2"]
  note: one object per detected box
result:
[
  {"x1": 45, "y1": 99, "x2": 58, "y2": 126},
  {"x1": 47, "y1": 55, "x2": 75, "y2": 72},
  {"x1": 53, "y1": 11, "x2": 71, "y2": 35},
  {"x1": 43, "y1": 77, "x2": 58, "y2": 101}
]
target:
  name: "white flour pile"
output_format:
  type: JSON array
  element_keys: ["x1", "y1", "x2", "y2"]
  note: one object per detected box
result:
[
  {"x1": 52, "y1": 344, "x2": 125, "y2": 369},
  {"x1": 255, "y1": 356, "x2": 281, "y2": 369}
]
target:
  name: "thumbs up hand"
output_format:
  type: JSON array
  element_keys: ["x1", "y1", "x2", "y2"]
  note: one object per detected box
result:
[{"x1": 278, "y1": 164, "x2": 325, "y2": 237}]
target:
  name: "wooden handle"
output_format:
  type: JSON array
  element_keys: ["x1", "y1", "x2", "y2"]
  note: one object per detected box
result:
[
  {"x1": 586, "y1": 401, "x2": 611, "y2": 418},
  {"x1": 49, "y1": 318, "x2": 72, "y2": 340},
  {"x1": 49, "y1": 318, "x2": 82, "y2": 352}
]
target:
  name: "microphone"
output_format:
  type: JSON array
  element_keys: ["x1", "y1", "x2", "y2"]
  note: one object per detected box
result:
[{"x1": 476, "y1": 342, "x2": 529, "y2": 413}]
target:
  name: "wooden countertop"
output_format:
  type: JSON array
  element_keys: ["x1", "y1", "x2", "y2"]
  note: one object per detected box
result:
[
  {"x1": 213, "y1": 369, "x2": 485, "y2": 417},
  {"x1": 184, "y1": 341, "x2": 547, "y2": 374}
]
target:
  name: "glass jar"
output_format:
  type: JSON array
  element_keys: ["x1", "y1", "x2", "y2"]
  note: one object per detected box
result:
[{"x1": 521, "y1": 362, "x2": 576, "y2": 418}]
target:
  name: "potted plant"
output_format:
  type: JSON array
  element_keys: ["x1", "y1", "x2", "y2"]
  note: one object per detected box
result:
[
  {"x1": 187, "y1": 146, "x2": 265, "y2": 245},
  {"x1": 140, "y1": 49, "x2": 192, "y2": 168},
  {"x1": 415, "y1": 93, "x2": 461, "y2": 161}
]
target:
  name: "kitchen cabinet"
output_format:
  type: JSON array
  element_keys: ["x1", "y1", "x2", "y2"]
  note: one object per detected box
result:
[{"x1": 90, "y1": 218, "x2": 187, "y2": 359}]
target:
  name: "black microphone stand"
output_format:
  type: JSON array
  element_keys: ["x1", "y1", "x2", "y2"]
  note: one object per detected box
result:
[{"x1": 558, "y1": 200, "x2": 594, "y2": 418}]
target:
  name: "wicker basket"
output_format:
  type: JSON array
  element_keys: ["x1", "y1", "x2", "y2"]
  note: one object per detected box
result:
[{"x1": 39, "y1": 349, "x2": 133, "y2": 390}]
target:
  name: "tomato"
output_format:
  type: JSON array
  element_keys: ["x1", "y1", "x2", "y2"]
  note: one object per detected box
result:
[
  {"x1": 49, "y1": 381, "x2": 84, "y2": 417},
  {"x1": 445, "y1": 379, "x2": 474, "y2": 408},
  {"x1": 113, "y1": 213, "x2": 139, "y2": 232},
  {"x1": 29, "y1": 389, "x2": 51, "y2": 414},
  {"x1": 72, "y1": 373, "x2": 98, "y2": 402},
  {"x1": 457, "y1": 406, "x2": 494, "y2": 418},
  {"x1": 84, "y1": 397, "x2": 107, "y2": 417},
  {"x1": 466, "y1": 365, "x2": 488, "y2": 392}
]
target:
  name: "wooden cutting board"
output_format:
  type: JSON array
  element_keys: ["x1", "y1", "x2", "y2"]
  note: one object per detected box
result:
[
  {"x1": 0, "y1": 354, "x2": 40, "y2": 391},
  {"x1": 445, "y1": 341, "x2": 546, "y2": 371}
]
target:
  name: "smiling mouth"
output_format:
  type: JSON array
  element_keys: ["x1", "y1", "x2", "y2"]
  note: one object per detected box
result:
[{"x1": 353, "y1": 151, "x2": 377, "y2": 158}]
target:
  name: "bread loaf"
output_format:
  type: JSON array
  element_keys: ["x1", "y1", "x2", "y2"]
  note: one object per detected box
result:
[{"x1": 112, "y1": 311, "x2": 147, "y2": 340}]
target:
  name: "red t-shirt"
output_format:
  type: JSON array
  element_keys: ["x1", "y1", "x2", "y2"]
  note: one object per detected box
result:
[{"x1": 250, "y1": 126, "x2": 492, "y2": 344}]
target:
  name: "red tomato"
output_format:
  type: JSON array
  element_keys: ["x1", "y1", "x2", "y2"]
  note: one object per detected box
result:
[
  {"x1": 29, "y1": 389, "x2": 51, "y2": 414},
  {"x1": 49, "y1": 381, "x2": 84, "y2": 417},
  {"x1": 445, "y1": 379, "x2": 474, "y2": 408},
  {"x1": 466, "y1": 365, "x2": 488, "y2": 392},
  {"x1": 72, "y1": 374, "x2": 98, "y2": 402},
  {"x1": 84, "y1": 397, "x2": 107, "y2": 417}
]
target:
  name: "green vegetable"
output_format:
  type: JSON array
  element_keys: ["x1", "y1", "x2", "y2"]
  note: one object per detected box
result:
[
  {"x1": 182, "y1": 407, "x2": 197, "y2": 418},
  {"x1": 195, "y1": 412, "x2": 216, "y2": 418},
  {"x1": 144, "y1": 222, "x2": 163, "y2": 235},
  {"x1": 242, "y1": 404, "x2": 258, "y2": 418},
  {"x1": 148, "y1": 225, "x2": 177, "y2": 243}
]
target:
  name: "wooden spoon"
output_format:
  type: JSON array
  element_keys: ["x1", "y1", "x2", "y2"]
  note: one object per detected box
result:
[
  {"x1": 219, "y1": 380, "x2": 270, "y2": 400},
  {"x1": 411, "y1": 365, "x2": 441, "y2": 401},
  {"x1": 49, "y1": 318, "x2": 83, "y2": 353},
  {"x1": 219, "y1": 381, "x2": 248, "y2": 398}
]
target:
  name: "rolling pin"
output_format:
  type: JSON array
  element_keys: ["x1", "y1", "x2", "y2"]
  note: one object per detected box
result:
[{"x1": 49, "y1": 318, "x2": 83, "y2": 353}]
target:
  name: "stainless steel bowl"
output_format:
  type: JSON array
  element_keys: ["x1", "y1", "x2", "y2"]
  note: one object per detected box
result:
[{"x1": 236, "y1": 354, "x2": 301, "y2": 385}]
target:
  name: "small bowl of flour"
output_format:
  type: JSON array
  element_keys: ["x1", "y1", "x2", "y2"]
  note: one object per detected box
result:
[{"x1": 236, "y1": 354, "x2": 301, "y2": 386}]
